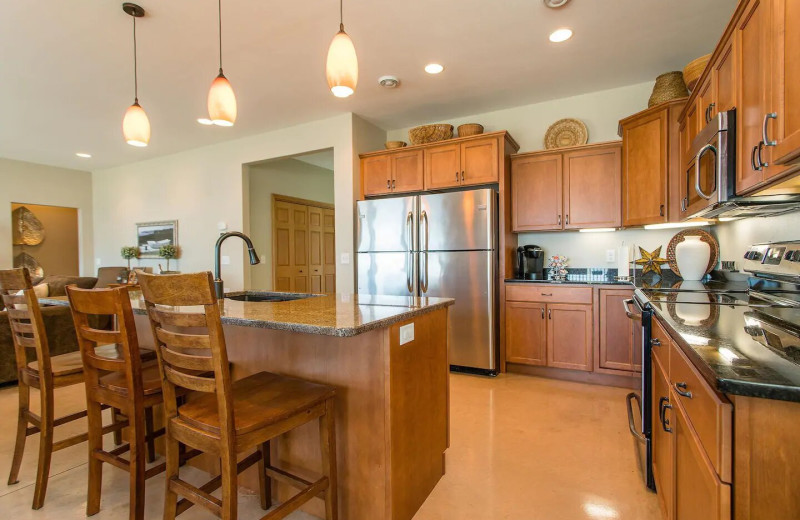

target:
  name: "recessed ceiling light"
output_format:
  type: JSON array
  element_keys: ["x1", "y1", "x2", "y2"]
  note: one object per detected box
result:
[
  {"x1": 197, "y1": 118, "x2": 213, "y2": 125},
  {"x1": 425, "y1": 63, "x2": 444, "y2": 74},
  {"x1": 75, "y1": 152, "x2": 92, "y2": 158},
  {"x1": 549, "y1": 28, "x2": 573, "y2": 43}
]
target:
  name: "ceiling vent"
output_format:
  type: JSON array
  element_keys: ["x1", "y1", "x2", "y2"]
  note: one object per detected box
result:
[
  {"x1": 543, "y1": 0, "x2": 570, "y2": 8},
  {"x1": 378, "y1": 75, "x2": 400, "y2": 88}
]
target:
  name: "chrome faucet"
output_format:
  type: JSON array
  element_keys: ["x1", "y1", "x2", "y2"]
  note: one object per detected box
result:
[{"x1": 214, "y1": 231, "x2": 260, "y2": 299}]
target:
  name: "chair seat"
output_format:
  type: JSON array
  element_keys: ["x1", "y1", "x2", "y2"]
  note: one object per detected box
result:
[
  {"x1": 100, "y1": 361, "x2": 163, "y2": 397},
  {"x1": 176, "y1": 371, "x2": 335, "y2": 436},
  {"x1": 27, "y1": 344, "x2": 155, "y2": 377}
]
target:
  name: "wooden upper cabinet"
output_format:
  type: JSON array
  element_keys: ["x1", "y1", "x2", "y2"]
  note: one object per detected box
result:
[
  {"x1": 424, "y1": 143, "x2": 461, "y2": 190},
  {"x1": 504, "y1": 302, "x2": 547, "y2": 366},
  {"x1": 461, "y1": 137, "x2": 499, "y2": 186},
  {"x1": 621, "y1": 107, "x2": 669, "y2": 226},
  {"x1": 547, "y1": 303, "x2": 592, "y2": 371},
  {"x1": 598, "y1": 288, "x2": 637, "y2": 372},
  {"x1": 563, "y1": 143, "x2": 622, "y2": 229},
  {"x1": 511, "y1": 153, "x2": 562, "y2": 231},
  {"x1": 697, "y1": 76, "x2": 714, "y2": 128},
  {"x1": 391, "y1": 150, "x2": 424, "y2": 193},
  {"x1": 713, "y1": 36, "x2": 736, "y2": 115},
  {"x1": 362, "y1": 155, "x2": 392, "y2": 196},
  {"x1": 736, "y1": 0, "x2": 770, "y2": 194},
  {"x1": 770, "y1": 0, "x2": 800, "y2": 167}
]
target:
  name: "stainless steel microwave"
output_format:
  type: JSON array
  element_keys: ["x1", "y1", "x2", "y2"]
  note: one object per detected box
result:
[{"x1": 683, "y1": 109, "x2": 800, "y2": 219}]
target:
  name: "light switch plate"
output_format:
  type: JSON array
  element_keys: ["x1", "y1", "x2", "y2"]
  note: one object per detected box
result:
[
  {"x1": 340, "y1": 253, "x2": 350, "y2": 265},
  {"x1": 606, "y1": 249, "x2": 616, "y2": 262},
  {"x1": 95, "y1": 258, "x2": 102, "y2": 267},
  {"x1": 399, "y1": 323, "x2": 414, "y2": 345},
  {"x1": 221, "y1": 255, "x2": 231, "y2": 265}
]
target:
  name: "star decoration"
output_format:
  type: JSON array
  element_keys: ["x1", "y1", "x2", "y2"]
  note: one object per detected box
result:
[{"x1": 635, "y1": 246, "x2": 668, "y2": 277}]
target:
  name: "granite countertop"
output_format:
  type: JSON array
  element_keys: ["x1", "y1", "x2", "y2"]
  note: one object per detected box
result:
[
  {"x1": 640, "y1": 289, "x2": 800, "y2": 403},
  {"x1": 505, "y1": 278, "x2": 632, "y2": 286},
  {"x1": 40, "y1": 291, "x2": 454, "y2": 338}
]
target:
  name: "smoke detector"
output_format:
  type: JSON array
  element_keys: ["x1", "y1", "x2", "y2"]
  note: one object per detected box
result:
[
  {"x1": 543, "y1": 0, "x2": 570, "y2": 8},
  {"x1": 378, "y1": 75, "x2": 400, "y2": 88}
]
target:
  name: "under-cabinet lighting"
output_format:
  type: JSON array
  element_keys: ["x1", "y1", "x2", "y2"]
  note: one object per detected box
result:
[
  {"x1": 75, "y1": 152, "x2": 92, "y2": 158},
  {"x1": 579, "y1": 228, "x2": 616, "y2": 233},
  {"x1": 643, "y1": 221, "x2": 712, "y2": 230},
  {"x1": 718, "y1": 217, "x2": 740, "y2": 222}
]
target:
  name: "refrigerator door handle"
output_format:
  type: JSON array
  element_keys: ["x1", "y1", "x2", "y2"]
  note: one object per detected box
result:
[
  {"x1": 421, "y1": 252, "x2": 428, "y2": 293},
  {"x1": 406, "y1": 212, "x2": 413, "y2": 293},
  {"x1": 420, "y1": 210, "x2": 429, "y2": 251}
]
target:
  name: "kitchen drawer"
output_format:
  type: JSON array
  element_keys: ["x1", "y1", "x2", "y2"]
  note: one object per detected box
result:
[
  {"x1": 505, "y1": 285, "x2": 592, "y2": 304},
  {"x1": 669, "y1": 341, "x2": 732, "y2": 483},
  {"x1": 651, "y1": 318, "x2": 671, "y2": 372}
]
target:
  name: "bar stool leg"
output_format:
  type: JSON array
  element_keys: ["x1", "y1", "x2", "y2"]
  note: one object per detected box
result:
[
  {"x1": 257, "y1": 441, "x2": 271, "y2": 510},
  {"x1": 86, "y1": 400, "x2": 104, "y2": 516},
  {"x1": 144, "y1": 407, "x2": 156, "y2": 463},
  {"x1": 7, "y1": 383, "x2": 30, "y2": 486},
  {"x1": 220, "y1": 451, "x2": 238, "y2": 520},
  {"x1": 129, "y1": 410, "x2": 147, "y2": 520},
  {"x1": 319, "y1": 398, "x2": 338, "y2": 520},
  {"x1": 112, "y1": 407, "x2": 123, "y2": 446},
  {"x1": 32, "y1": 387, "x2": 55, "y2": 510},
  {"x1": 162, "y1": 435, "x2": 180, "y2": 520}
]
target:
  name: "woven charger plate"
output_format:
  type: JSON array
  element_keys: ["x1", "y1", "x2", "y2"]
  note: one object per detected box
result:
[
  {"x1": 544, "y1": 118, "x2": 588, "y2": 149},
  {"x1": 666, "y1": 229, "x2": 719, "y2": 278}
]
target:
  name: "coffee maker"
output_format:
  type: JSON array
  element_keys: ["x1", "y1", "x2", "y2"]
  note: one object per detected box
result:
[{"x1": 516, "y1": 245, "x2": 544, "y2": 280}]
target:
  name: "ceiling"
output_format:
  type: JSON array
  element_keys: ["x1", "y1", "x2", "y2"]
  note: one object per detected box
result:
[{"x1": 1, "y1": 0, "x2": 734, "y2": 171}]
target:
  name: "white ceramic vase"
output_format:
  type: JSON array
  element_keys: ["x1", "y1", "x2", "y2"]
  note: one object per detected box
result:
[{"x1": 675, "y1": 235, "x2": 710, "y2": 280}]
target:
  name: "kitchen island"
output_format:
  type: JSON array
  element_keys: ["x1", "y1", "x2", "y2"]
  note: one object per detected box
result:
[{"x1": 41, "y1": 291, "x2": 453, "y2": 520}]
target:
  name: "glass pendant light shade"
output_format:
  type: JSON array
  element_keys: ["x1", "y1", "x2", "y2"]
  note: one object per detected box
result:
[
  {"x1": 326, "y1": 25, "x2": 358, "y2": 98},
  {"x1": 207, "y1": 72, "x2": 237, "y2": 126},
  {"x1": 123, "y1": 101, "x2": 150, "y2": 147}
]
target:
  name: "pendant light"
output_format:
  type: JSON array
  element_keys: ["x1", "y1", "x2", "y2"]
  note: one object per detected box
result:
[
  {"x1": 206, "y1": 0, "x2": 237, "y2": 126},
  {"x1": 122, "y1": 3, "x2": 150, "y2": 147},
  {"x1": 326, "y1": 0, "x2": 358, "y2": 98}
]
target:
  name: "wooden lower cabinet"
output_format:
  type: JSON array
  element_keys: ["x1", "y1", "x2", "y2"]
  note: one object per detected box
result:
[
  {"x1": 504, "y1": 302, "x2": 546, "y2": 365},
  {"x1": 598, "y1": 288, "x2": 638, "y2": 372},
  {"x1": 547, "y1": 303, "x2": 592, "y2": 371},
  {"x1": 652, "y1": 355, "x2": 674, "y2": 520}
]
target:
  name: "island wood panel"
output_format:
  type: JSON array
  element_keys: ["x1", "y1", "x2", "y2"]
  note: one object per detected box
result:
[
  {"x1": 510, "y1": 154, "x2": 562, "y2": 231},
  {"x1": 562, "y1": 143, "x2": 622, "y2": 229},
  {"x1": 140, "y1": 307, "x2": 449, "y2": 520}
]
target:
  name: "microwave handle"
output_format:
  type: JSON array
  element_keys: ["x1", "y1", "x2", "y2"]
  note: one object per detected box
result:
[{"x1": 694, "y1": 143, "x2": 718, "y2": 200}]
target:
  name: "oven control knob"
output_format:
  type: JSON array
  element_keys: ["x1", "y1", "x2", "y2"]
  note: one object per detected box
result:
[{"x1": 785, "y1": 250, "x2": 794, "y2": 260}]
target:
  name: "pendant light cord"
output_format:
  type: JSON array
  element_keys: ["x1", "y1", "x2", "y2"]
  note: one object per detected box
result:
[
  {"x1": 218, "y1": 0, "x2": 223, "y2": 73},
  {"x1": 339, "y1": 0, "x2": 344, "y2": 31},
  {"x1": 133, "y1": 15, "x2": 139, "y2": 103}
]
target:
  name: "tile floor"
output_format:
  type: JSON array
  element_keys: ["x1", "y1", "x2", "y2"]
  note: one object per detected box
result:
[{"x1": 0, "y1": 373, "x2": 660, "y2": 519}]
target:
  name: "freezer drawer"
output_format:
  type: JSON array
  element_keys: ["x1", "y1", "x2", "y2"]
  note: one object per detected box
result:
[
  {"x1": 421, "y1": 250, "x2": 495, "y2": 370},
  {"x1": 356, "y1": 252, "x2": 418, "y2": 297},
  {"x1": 356, "y1": 196, "x2": 417, "y2": 252},
  {"x1": 419, "y1": 189, "x2": 495, "y2": 251}
]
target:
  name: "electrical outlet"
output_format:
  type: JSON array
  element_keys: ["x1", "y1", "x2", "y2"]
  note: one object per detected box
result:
[
  {"x1": 606, "y1": 249, "x2": 616, "y2": 262},
  {"x1": 399, "y1": 323, "x2": 415, "y2": 345}
]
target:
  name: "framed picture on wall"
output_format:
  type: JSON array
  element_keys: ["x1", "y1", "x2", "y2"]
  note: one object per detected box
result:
[{"x1": 136, "y1": 220, "x2": 178, "y2": 258}]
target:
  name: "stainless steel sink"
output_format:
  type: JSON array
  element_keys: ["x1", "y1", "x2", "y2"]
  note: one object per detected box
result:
[{"x1": 225, "y1": 292, "x2": 315, "y2": 303}]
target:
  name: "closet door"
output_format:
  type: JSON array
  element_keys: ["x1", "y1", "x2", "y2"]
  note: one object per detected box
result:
[
  {"x1": 322, "y1": 209, "x2": 336, "y2": 293},
  {"x1": 273, "y1": 201, "x2": 309, "y2": 292},
  {"x1": 308, "y1": 207, "x2": 324, "y2": 293},
  {"x1": 291, "y1": 204, "x2": 309, "y2": 292}
]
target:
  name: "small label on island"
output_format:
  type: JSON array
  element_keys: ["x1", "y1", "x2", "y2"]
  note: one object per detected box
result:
[{"x1": 399, "y1": 323, "x2": 415, "y2": 345}]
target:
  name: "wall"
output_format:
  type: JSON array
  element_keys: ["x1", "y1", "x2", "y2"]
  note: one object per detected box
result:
[
  {"x1": 93, "y1": 113, "x2": 384, "y2": 293},
  {"x1": 11, "y1": 203, "x2": 79, "y2": 276},
  {"x1": 247, "y1": 158, "x2": 335, "y2": 290},
  {"x1": 0, "y1": 158, "x2": 94, "y2": 275}
]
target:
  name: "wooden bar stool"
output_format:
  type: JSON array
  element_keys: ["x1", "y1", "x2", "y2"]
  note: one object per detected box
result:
[
  {"x1": 66, "y1": 284, "x2": 166, "y2": 520},
  {"x1": 0, "y1": 268, "x2": 124, "y2": 510},
  {"x1": 138, "y1": 271, "x2": 338, "y2": 520}
]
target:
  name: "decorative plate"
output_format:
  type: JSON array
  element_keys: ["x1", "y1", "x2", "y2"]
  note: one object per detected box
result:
[
  {"x1": 544, "y1": 118, "x2": 588, "y2": 149},
  {"x1": 11, "y1": 206, "x2": 45, "y2": 246},
  {"x1": 13, "y1": 252, "x2": 44, "y2": 278},
  {"x1": 666, "y1": 229, "x2": 719, "y2": 278}
]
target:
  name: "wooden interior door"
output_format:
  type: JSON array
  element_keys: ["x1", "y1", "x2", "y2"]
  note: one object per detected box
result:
[
  {"x1": 598, "y1": 288, "x2": 637, "y2": 372},
  {"x1": 424, "y1": 144, "x2": 461, "y2": 190},
  {"x1": 546, "y1": 303, "x2": 592, "y2": 371},
  {"x1": 771, "y1": 0, "x2": 800, "y2": 167},
  {"x1": 362, "y1": 155, "x2": 392, "y2": 196},
  {"x1": 461, "y1": 137, "x2": 499, "y2": 186},
  {"x1": 563, "y1": 144, "x2": 622, "y2": 229},
  {"x1": 621, "y1": 109, "x2": 668, "y2": 226},
  {"x1": 391, "y1": 150, "x2": 424, "y2": 193},
  {"x1": 308, "y1": 207, "x2": 324, "y2": 294},
  {"x1": 736, "y1": 0, "x2": 769, "y2": 193},
  {"x1": 511, "y1": 154, "x2": 563, "y2": 231},
  {"x1": 322, "y1": 209, "x2": 336, "y2": 293},
  {"x1": 273, "y1": 201, "x2": 295, "y2": 292},
  {"x1": 290, "y1": 204, "x2": 309, "y2": 292},
  {"x1": 652, "y1": 356, "x2": 674, "y2": 520},
  {"x1": 504, "y1": 302, "x2": 547, "y2": 366},
  {"x1": 673, "y1": 397, "x2": 731, "y2": 520}
]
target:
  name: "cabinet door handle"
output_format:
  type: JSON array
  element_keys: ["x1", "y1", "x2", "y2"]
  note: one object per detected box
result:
[
  {"x1": 565, "y1": 215, "x2": 569, "y2": 225},
  {"x1": 548, "y1": 309, "x2": 552, "y2": 320},
  {"x1": 659, "y1": 397, "x2": 673, "y2": 433},
  {"x1": 757, "y1": 140, "x2": 769, "y2": 168},
  {"x1": 455, "y1": 172, "x2": 459, "y2": 182},
  {"x1": 392, "y1": 179, "x2": 396, "y2": 190},
  {"x1": 651, "y1": 338, "x2": 661, "y2": 347},
  {"x1": 706, "y1": 103, "x2": 715, "y2": 124},
  {"x1": 674, "y1": 382, "x2": 693, "y2": 399},
  {"x1": 659, "y1": 204, "x2": 664, "y2": 217},
  {"x1": 541, "y1": 293, "x2": 553, "y2": 296},
  {"x1": 541, "y1": 308, "x2": 544, "y2": 319},
  {"x1": 763, "y1": 112, "x2": 778, "y2": 147},
  {"x1": 751, "y1": 144, "x2": 761, "y2": 172},
  {"x1": 461, "y1": 171, "x2": 465, "y2": 182},
  {"x1": 386, "y1": 179, "x2": 390, "y2": 189},
  {"x1": 557, "y1": 214, "x2": 561, "y2": 226}
]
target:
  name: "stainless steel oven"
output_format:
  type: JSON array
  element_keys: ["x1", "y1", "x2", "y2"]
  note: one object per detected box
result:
[
  {"x1": 623, "y1": 294, "x2": 655, "y2": 491},
  {"x1": 682, "y1": 109, "x2": 737, "y2": 219}
]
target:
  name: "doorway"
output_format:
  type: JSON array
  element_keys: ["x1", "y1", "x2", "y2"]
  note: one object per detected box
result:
[{"x1": 10, "y1": 202, "x2": 79, "y2": 277}]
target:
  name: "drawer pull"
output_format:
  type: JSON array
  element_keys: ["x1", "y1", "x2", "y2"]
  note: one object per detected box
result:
[
  {"x1": 651, "y1": 338, "x2": 661, "y2": 347},
  {"x1": 541, "y1": 308, "x2": 544, "y2": 319},
  {"x1": 659, "y1": 396, "x2": 673, "y2": 433},
  {"x1": 548, "y1": 309, "x2": 552, "y2": 320},
  {"x1": 541, "y1": 293, "x2": 553, "y2": 296},
  {"x1": 674, "y1": 382, "x2": 693, "y2": 399}
]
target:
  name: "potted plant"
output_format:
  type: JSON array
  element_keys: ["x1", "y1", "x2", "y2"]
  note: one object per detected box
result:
[
  {"x1": 158, "y1": 244, "x2": 179, "y2": 274},
  {"x1": 120, "y1": 246, "x2": 139, "y2": 270}
]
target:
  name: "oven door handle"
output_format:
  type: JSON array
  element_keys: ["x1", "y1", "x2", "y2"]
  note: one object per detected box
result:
[
  {"x1": 622, "y1": 298, "x2": 641, "y2": 321},
  {"x1": 626, "y1": 392, "x2": 646, "y2": 443},
  {"x1": 694, "y1": 143, "x2": 718, "y2": 200}
]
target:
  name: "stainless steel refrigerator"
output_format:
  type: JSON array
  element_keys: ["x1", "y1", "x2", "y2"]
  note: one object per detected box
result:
[{"x1": 356, "y1": 188, "x2": 497, "y2": 374}]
